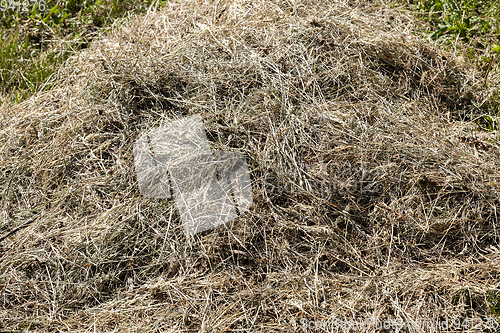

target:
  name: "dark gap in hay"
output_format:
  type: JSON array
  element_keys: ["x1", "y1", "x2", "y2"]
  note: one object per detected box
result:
[
  {"x1": 452, "y1": 289, "x2": 490, "y2": 315},
  {"x1": 110, "y1": 70, "x2": 193, "y2": 115},
  {"x1": 102, "y1": 119, "x2": 125, "y2": 133},
  {"x1": 221, "y1": 248, "x2": 259, "y2": 272}
]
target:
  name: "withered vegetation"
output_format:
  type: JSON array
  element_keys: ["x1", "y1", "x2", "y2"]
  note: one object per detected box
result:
[{"x1": 0, "y1": 0, "x2": 499, "y2": 331}]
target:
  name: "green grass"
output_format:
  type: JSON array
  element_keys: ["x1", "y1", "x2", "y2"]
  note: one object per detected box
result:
[
  {"x1": 0, "y1": 0, "x2": 166, "y2": 104},
  {"x1": 398, "y1": 0, "x2": 500, "y2": 63},
  {"x1": 489, "y1": 291, "x2": 500, "y2": 316},
  {"x1": 397, "y1": 0, "x2": 500, "y2": 134}
]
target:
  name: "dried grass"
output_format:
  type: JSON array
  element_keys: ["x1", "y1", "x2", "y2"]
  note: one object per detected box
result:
[{"x1": 1, "y1": 0, "x2": 499, "y2": 331}]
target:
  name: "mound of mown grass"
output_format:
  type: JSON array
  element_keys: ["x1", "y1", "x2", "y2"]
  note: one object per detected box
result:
[{"x1": 0, "y1": 0, "x2": 499, "y2": 331}]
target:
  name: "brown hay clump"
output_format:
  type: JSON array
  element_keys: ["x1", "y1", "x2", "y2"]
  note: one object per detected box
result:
[{"x1": 1, "y1": 0, "x2": 500, "y2": 331}]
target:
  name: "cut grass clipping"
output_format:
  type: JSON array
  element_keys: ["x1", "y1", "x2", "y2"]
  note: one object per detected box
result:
[{"x1": 1, "y1": 0, "x2": 500, "y2": 331}]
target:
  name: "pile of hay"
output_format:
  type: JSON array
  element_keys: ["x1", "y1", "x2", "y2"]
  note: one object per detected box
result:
[{"x1": 1, "y1": 0, "x2": 499, "y2": 331}]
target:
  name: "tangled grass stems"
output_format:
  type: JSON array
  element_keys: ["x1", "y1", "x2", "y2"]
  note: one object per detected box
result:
[{"x1": 0, "y1": 0, "x2": 499, "y2": 331}]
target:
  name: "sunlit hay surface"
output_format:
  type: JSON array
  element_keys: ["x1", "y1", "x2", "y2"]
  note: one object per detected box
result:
[{"x1": 1, "y1": 0, "x2": 499, "y2": 331}]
